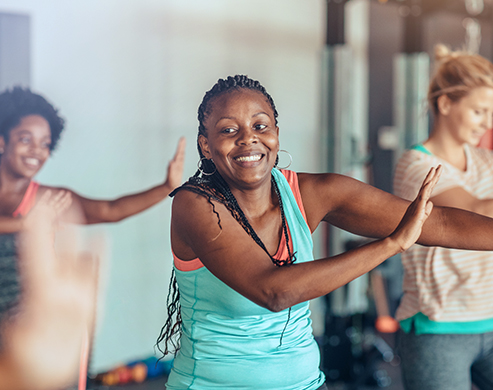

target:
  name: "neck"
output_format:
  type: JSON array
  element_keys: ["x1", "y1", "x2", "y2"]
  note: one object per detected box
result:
[
  {"x1": 0, "y1": 164, "x2": 32, "y2": 194},
  {"x1": 230, "y1": 178, "x2": 277, "y2": 220},
  {"x1": 424, "y1": 121, "x2": 467, "y2": 171}
]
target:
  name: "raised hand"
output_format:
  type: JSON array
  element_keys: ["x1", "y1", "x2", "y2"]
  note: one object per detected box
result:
[
  {"x1": 164, "y1": 137, "x2": 186, "y2": 191},
  {"x1": 389, "y1": 165, "x2": 442, "y2": 252},
  {"x1": 23, "y1": 190, "x2": 72, "y2": 233}
]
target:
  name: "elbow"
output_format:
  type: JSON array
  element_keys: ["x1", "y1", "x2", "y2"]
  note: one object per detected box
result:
[
  {"x1": 109, "y1": 214, "x2": 126, "y2": 223},
  {"x1": 97, "y1": 204, "x2": 125, "y2": 224},
  {"x1": 261, "y1": 288, "x2": 294, "y2": 313}
]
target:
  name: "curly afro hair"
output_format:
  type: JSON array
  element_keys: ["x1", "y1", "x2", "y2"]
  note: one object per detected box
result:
[{"x1": 0, "y1": 86, "x2": 65, "y2": 152}]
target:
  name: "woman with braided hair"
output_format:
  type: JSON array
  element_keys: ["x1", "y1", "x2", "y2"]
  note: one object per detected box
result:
[{"x1": 159, "y1": 74, "x2": 493, "y2": 390}]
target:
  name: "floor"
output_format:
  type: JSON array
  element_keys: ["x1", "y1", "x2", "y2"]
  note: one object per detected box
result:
[
  {"x1": 84, "y1": 377, "x2": 167, "y2": 390},
  {"x1": 87, "y1": 360, "x2": 404, "y2": 390},
  {"x1": 87, "y1": 333, "x2": 405, "y2": 390}
]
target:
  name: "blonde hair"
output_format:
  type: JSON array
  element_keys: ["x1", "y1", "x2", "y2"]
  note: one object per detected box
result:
[{"x1": 428, "y1": 44, "x2": 493, "y2": 115}]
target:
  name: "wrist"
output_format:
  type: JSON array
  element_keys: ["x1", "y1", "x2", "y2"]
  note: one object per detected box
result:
[
  {"x1": 381, "y1": 236, "x2": 405, "y2": 256},
  {"x1": 160, "y1": 181, "x2": 173, "y2": 197}
]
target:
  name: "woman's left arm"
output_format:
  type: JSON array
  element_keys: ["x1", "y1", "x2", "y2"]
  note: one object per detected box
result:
[
  {"x1": 298, "y1": 169, "x2": 493, "y2": 251},
  {"x1": 61, "y1": 137, "x2": 185, "y2": 224}
]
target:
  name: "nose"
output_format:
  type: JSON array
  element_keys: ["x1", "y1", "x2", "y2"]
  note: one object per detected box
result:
[
  {"x1": 236, "y1": 127, "x2": 258, "y2": 145},
  {"x1": 29, "y1": 142, "x2": 47, "y2": 156}
]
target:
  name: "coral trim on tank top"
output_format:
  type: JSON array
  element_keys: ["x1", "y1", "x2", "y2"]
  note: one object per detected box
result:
[
  {"x1": 12, "y1": 181, "x2": 40, "y2": 217},
  {"x1": 174, "y1": 169, "x2": 307, "y2": 271}
]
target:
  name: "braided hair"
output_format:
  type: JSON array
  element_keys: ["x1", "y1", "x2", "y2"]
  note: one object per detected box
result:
[{"x1": 156, "y1": 75, "x2": 294, "y2": 357}]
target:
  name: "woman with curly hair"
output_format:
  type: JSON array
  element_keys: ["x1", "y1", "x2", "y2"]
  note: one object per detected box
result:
[{"x1": 0, "y1": 86, "x2": 185, "y2": 230}]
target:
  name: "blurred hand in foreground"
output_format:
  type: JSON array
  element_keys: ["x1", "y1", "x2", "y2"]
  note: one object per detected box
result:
[{"x1": 0, "y1": 191, "x2": 101, "y2": 390}]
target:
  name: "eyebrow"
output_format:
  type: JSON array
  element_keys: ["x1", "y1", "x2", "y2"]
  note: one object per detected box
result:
[
  {"x1": 253, "y1": 112, "x2": 270, "y2": 118},
  {"x1": 14, "y1": 129, "x2": 51, "y2": 139},
  {"x1": 215, "y1": 112, "x2": 270, "y2": 126}
]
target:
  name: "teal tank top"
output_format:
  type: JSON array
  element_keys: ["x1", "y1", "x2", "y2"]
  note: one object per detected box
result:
[{"x1": 166, "y1": 168, "x2": 325, "y2": 389}]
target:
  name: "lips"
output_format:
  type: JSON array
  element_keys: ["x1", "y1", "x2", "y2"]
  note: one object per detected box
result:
[
  {"x1": 234, "y1": 154, "x2": 262, "y2": 162},
  {"x1": 23, "y1": 157, "x2": 41, "y2": 167}
]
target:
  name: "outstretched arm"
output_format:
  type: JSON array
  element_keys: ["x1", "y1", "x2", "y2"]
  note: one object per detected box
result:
[
  {"x1": 171, "y1": 167, "x2": 439, "y2": 312},
  {"x1": 299, "y1": 166, "x2": 493, "y2": 251},
  {"x1": 62, "y1": 137, "x2": 186, "y2": 224}
]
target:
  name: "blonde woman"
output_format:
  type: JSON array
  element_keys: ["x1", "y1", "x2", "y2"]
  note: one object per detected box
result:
[{"x1": 394, "y1": 45, "x2": 493, "y2": 390}]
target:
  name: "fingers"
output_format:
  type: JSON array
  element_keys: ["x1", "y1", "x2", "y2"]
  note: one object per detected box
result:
[
  {"x1": 425, "y1": 200, "x2": 434, "y2": 217},
  {"x1": 391, "y1": 166, "x2": 441, "y2": 252},
  {"x1": 417, "y1": 165, "x2": 442, "y2": 201},
  {"x1": 37, "y1": 189, "x2": 52, "y2": 205},
  {"x1": 48, "y1": 190, "x2": 72, "y2": 213},
  {"x1": 166, "y1": 137, "x2": 187, "y2": 190},
  {"x1": 25, "y1": 190, "x2": 73, "y2": 233},
  {"x1": 172, "y1": 137, "x2": 186, "y2": 163}
]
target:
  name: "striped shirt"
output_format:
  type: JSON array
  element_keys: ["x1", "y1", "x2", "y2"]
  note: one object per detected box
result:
[{"x1": 393, "y1": 144, "x2": 493, "y2": 328}]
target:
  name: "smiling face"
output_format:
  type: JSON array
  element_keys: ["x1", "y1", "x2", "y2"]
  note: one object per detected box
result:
[
  {"x1": 0, "y1": 115, "x2": 52, "y2": 179},
  {"x1": 439, "y1": 86, "x2": 493, "y2": 146},
  {"x1": 199, "y1": 88, "x2": 279, "y2": 190}
]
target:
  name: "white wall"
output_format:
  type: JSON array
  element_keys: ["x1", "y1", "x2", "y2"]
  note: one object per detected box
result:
[{"x1": 0, "y1": 0, "x2": 325, "y2": 371}]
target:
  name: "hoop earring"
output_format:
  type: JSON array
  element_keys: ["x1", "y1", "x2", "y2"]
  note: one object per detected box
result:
[
  {"x1": 275, "y1": 149, "x2": 292, "y2": 169},
  {"x1": 198, "y1": 157, "x2": 217, "y2": 176}
]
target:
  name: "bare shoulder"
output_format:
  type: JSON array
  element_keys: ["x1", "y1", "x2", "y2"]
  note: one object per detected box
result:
[
  {"x1": 297, "y1": 172, "x2": 369, "y2": 231},
  {"x1": 297, "y1": 172, "x2": 351, "y2": 194},
  {"x1": 171, "y1": 188, "x2": 277, "y2": 303},
  {"x1": 171, "y1": 188, "x2": 230, "y2": 255},
  {"x1": 172, "y1": 188, "x2": 225, "y2": 226}
]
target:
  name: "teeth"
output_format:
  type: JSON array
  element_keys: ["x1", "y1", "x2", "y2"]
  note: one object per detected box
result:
[
  {"x1": 235, "y1": 155, "x2": 261, "y2": 162},
  {"x1": 25, "y1": 158, "x2": 39, "y2": 166}
]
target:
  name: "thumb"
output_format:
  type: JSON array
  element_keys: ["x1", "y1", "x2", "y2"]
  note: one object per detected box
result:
[{"x1": 425, "y1": 201, "x2": 434, "y2": 217}]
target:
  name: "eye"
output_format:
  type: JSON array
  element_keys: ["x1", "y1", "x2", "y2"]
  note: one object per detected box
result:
[
  {"x1": 221, "y1": 127, "x2": 237, "y2": 134},
  {"x1": 19, "y1": 136, "x2": 30, "y2": 144},
  {"x1": 254, "y1": 124, "x2": 267, "y2": 131},
  {"x1": 41, "y1": 141, "x2": 51, "y2": 149}
]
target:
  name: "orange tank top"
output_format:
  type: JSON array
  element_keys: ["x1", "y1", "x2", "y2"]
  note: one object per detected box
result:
[
  {"x1": 174, "y1": 169, "x2": 307, "y2": 271},
  {"x1": 12, "y1": 181, "x2": 40, "y2": 217}
]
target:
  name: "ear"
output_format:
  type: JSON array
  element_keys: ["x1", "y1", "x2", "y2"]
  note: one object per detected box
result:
[
  {"x1": 0, "y1": 136, "x2": 5, "y2": 154},
  {"x1": 437, "y1": 94, "x2": 452, "y2": 116},
  {"x1": 198, "y1": 135, "x2": 212, "y2": 159},
  {"x1": 276, "y1": 126, "x2": 279, "y2": 136}
]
